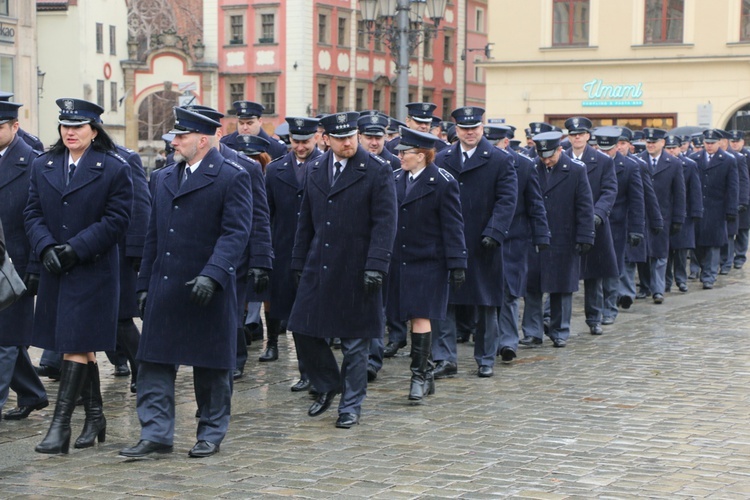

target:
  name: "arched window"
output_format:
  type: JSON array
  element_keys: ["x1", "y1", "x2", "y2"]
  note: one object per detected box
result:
[{"x1": 138, "y1": 89, "x2": 180, "y2": 141}]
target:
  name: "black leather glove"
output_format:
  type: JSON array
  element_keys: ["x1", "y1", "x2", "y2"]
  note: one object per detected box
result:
[
  {"x1": 248, "y1": 267, "x2": 270, "y2": 294},
  {"x1": 129, "y1": 257, "x2": 142, "y2": 273},
  {"x1": 575, "y1": 243, "x2": 593, "y2": 255},
  {"x1": 136, "y1": 291, "x2": 148, "y2": 319},
  {"x1": 727, "y1": 214, "x2": 737, "y2": 222},
  {"x1": 185, "y1": 275, "x2": 218, "y2": 306},
  {"x1": 739, "y1": 204, "x2": 748, "y2": 213},
  {"x1": 54, "y1": 244, "x2": 79, "y2": 272},
  {"x1": 627, "y1": 233, "x2": 643, "y2": 247},
  {"x1": 294, "y1": 270, "x2": 302, "y2": 288},
  {"x1": 23, "y1": 273, "x2": 39, "y2": 296},
  {"x1": 449, "y1": 268, "x2": 465, "y2": 288},
  {"x1": 594, "y1": 215, "x2": 603, "y2": 228},
  {"x1": 363, "y1": 270, "x2": 384, "y2": 294},
  {"x1": 0, "y1": 249, "x2": 4, "y2": 265},
  {"x1": 480, "y1": 236, "x2": 499, "y2": 249},
  {"x1": 42, "y1": 246, "x2": 62, "y2": 274},
  {"x1": 650, "y1": 226, "x2": 663, "y2": 236},
  {"x1": 535, "y1": 243, "x2": 550, "y2": 252},
  {"x1": 670, "y1": 223, "x2": 682, "y2": 236}
]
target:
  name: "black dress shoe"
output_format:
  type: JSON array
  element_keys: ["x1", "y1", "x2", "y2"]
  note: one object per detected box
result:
[
  {"x1": 519, "y1": 336, "x2": 542, "y2": 347},
  {"x1": 4, "y1": 400, "x2": 49, "y2": 420},
  {"x1": 291, "y1": 379, "x2": 311, "y2": 392},
  {"x1": 335, "y1": 413, "x2": 359, "y2": 428},
  {"x1": 232, "y1": 369, "x2": 244, "y2": 380},
  {"x1": 114, "y1": 364, "x2": 131, "y2": 377},
  {"x1": 601, "y1": 316, "x2": 615, "y2": 325},
  {"x1": 653, "y1": 293, "x2": 664, "y2": 304},
  {"x1": 618, "y1": 295, "x2": 633, "y2": 309},
  {"x1": 719, "y1": 268, "x2": 730, "y2": 275},
  {"x1": 552, "y1": 338, "x2": 567, "y2": 348},
  {"x1": 188, "y1": 440, "x2": 220, "y2": 458},
  {"x1": 589, "y1": 324, "x2": 603, "y2": 335},
  {"x1": 383, "y1": 340, "x2": 407, "y2": 358},
  {"x1": 258, "y1": 345, "x2": 278, "y2": 362},
  {"x1": 734, "y1": 263, "x2": 744, "y2": 269},
  {"x1": 34, "y1": 365, "x2": 61, "y2": 381},
  {"x1": 308, "y1": 390, "x2": 338, "y2": 417},
  {"x1": 130, "y1": 382, "x2": 137, "y2": 394},
  {"x1": 456, "y1": 332, "x2": 472, "y2": 343},
  {"x1": 477, "y1": 366, "x2": 494, "y2": 378},
  {"x1": 678, "y1": 283, "x2": 688, "y2": 293},
  {"x1": 499, "y1": 347, "x2": 516, "y2": 362},
  {"x1": 688, "y1": 272, "x2": 698, "y2": 280},
  {"x1": 119, "y1": 439, "x2": 173, "y2": 458},
  {"x1": 636, "y1": 290, "x2": 648, "y2": 299},
  {"x1": 367, "y1": 366, "x2": 378, "y2": 382},
  {"x1": 703, "y1": 282, "x2": 714, "y2": 289},
  {"x1": 543, "y1": 320, "x2": 550, "y2": 335},
  {"x1": 432, "y1": 360, "x2": 457, "y2": 379}
]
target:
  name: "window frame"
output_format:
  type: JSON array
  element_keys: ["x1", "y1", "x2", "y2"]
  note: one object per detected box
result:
[
  {"x1": 0, "y1": 0, "x2": 8, "y2": 17},
  {"x1": 229, "y1": 14, "x2": 244, "y2": 45},
  {"x1": 96, "y1": 79, "x2": 105, "y2": 109},
  {"x1": 643, "y1": 0, "x2": 684, "y2": 44},
  {"x1": 259, "y1": 12, "x2": 275, "y2": 44},
  {"x1": 337, "y1": 16, "x2": 349, "y2": 47},
  {"x1": 741, "y1": 0, "x2": 750, "y2": 41},
  {"x1": 318, "y1": 13, "x2": 329, "y2": 45},
  {"x1": 110, "y1": 81, "x2": 118, "y2": 112},
  {"x1": 109, "y1": 25, "x2": 117, "y2": 55},
  {"x1": 258, "y1": 79, "x2": 277, "y2": 115},
  {"x1": 551, "y1": 0, "x2": 590, "y2": 47},
  {"x1": 96, "y1": 23, "x2": 104, "y2": 54}
]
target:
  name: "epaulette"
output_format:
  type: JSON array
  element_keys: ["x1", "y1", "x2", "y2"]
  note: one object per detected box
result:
[
  {"x1": 438, "y1": 167, "x2": 454, "y2": 181},
  {"x1": 496, "y1": 147, "x2": 511, "y2": 156},
  {"x1": 277, "y1": 139, "x2": 286, "y2": 146},
  {"x1": 517, "y1": 152, "x2": 533, "y2": 162},
  {"x1": 23, "y1": 131, "x2": 40, "y2": 141},
  {"x1": 226, "y1": 159, "x2": 244, "y2": 171},
  {"x1": 394, "y1": 169, "x2": 403, "y2": 180},
  {"x1": 107, "y1": 151, "x2": 129, "y2": 164},
  {"x1": 392, "y1": 167, "x2": 401, "y2": 175},
  {"x1": 371, "y1": 153, "x2": 387, "y2": 164},
  {"x1": 267, "y1": 155, "x2": 285, "y2": 165},
  {"x1": 570, "y1": 157, "x2": 586, "y2": 168},
  {"x1": 32, "y1": 149, "x2": 45, "y2": 156}
]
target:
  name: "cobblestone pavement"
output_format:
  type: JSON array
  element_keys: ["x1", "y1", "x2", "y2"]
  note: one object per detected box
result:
[{"x1": 1, "y1": 271, "x2": 750, "y2": 499}]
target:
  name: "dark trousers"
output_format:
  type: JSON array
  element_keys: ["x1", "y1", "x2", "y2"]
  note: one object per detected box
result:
[
  {"x1": 136, "y1": 361, "x2": 232, "y2": 445},
  {"x1": 0, "y1": 346, "x2": 47, "y2": 411}
]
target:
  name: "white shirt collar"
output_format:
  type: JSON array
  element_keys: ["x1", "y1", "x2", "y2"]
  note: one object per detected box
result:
[
  {"x1": 460, "y1": 146, "x2": 477, "y2": 159},
  {"x1": 185, "y1": 158, "x2": 203, "y2": 175},
  {"x1": 409, "y1": 166, "x2": 427, "y2": 180}
]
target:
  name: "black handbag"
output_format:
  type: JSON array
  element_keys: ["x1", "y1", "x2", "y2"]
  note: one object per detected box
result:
[{"x1": 0, "y1": 251, "x2": 26, "y2": 312}]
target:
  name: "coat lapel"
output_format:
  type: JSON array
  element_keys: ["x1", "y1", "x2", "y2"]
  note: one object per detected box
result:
[
  {"x1": 401, "y1": 165, "x2": 437, "y2": 206},
  {"x1": 440, "y1": 146, "x2": 463, "y2": 178},
  {"x1": 308, "y1": 151, "x2": 331, "y2": 196},
  {"x1": 0, "y1": 137, "x2": 29, "y2": 190},
  {"x1": 544, "y1": 157, "x2": 571, "y2": 193},
  {"x1": 461, "y1": 138, "x2": 493, "y2": 173},
  {"x1": 64, "y1": 149, "x2": 105, "y2": 196},
  {"x1": 328, "y1": 147, "x2": 367, "y2": 197},
  {"x1": 653, "y1": 152, "x2": 672, "y2": 176},
  {"x1": 174, "y1": 148, "x2": 221, "y2": 198}
]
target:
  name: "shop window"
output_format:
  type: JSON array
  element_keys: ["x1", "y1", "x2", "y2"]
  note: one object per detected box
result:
[
  {"x1": 644, "y1": 0, "x2": 684, "y2": 44},
  {"x1": 552, "y1": 0, "x2": 589, "y2": 46}
]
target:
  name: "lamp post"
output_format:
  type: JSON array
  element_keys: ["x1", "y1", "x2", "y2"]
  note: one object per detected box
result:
[{"x1": 359, "y1": 0, "x2": 447, "y2": 121}]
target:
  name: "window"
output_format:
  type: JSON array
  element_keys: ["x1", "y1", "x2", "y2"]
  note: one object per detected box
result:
[
  {"x1": 552, "y1": 0, "x2": 589, "y2": 46},
  {"x1": 390, "y1": 91, "x2": 397, "y2": 115},
  {"x1": 644, "y1": 0, "x2": 684, "y2": 44},
  {"x1": 260, "y1": 13, "x2": 275, "y2": 43},
  {"x1": 318, "y1": 14, "x2": 328, "y2": 44},
  {"x1": 474, "y1": 66, "x2": 483, "y2": 83},
  {"x1": 373, "y1": 89, "x2": 382, "y2": 111},
  {"x1": 336, "y1": 85, "x2": 347, "y2": 112},
  {"x1": 374, "y1": 35, "x2": 383, "y2": 52},
  {"x1": 338, "y1": 17, "x2": 348, "y2": 46},
  {"x1": 0, "y1": 0, "x2": 8, "y2": 16},
  {"x1": 423, "y1": 32, "x2": 433, "y2": 58},
  {"x1": 260, "y1": 81, "x2": 276, "y2": 114},
  {"x1": 96, "y1": 23, "x2": 104, "y2": 53},
  {"x1": 317, "y1": 83, "x2": 330, "y2": 114},
  {"x1": 443, "y1": 34, "x2": 453, "y2": 62},
  {"x1": 0, "y1": 56, "x2": 13, "y2": 94},
  {"x1": 110, "y1": 82, "x2": 118, "y2": 112},
  {"x1": 109, "y1": 26, "x2": 116, "y2": 55},
  {"x1": 741, "y1": 0, "x2": 750, "y2": 41},
  {"x1": 355, "y1": 87, "x2": 365, "y2": 111},
  {"x1": 476, "y1": 8, "x2": 485, "y2": 33},
  {"x1": 442, "y1": 95, "x2": 452, "y2": 120},
  {"x1": 96, "y1": 80, "x2": 105, "y2": 108},
  {"x1": 229, "y1": 82, "x2": 245, "y2": 104},
  {"x1": 230, "y1": 15, "x2": 244, "y2": 44},
  {"x1": 357, "y1": 20, "x2": 367, "y2": 49}
]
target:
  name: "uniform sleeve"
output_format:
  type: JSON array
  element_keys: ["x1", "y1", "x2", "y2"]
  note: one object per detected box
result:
[
  {"x1": 524, "y1": 166, "x2": 551, "y2": 245},
  {"x1": 291, "y1": 171, "x2": 314, "y2": 272},
  {"x1": 594, "y1": 154, "x2": 618, "y2": 222},
  {"x1": 725, "y1": 154, "x2": 739, "y2": 217},
  {"x1": 736, "y1": 152, "x2": 750, "y2": 207},
  {"x1": 483, "y1": 151, "x2": 518, "y2": 243},
  {"x1": 670, "y1": 161, "x2": 687, "y2": 225},
  {"x1": 440, "y1": 177, "x2": 468, "y2": 269},
  {"x1": 136, "y1": 177, "x2": 159, "y2": 292},
  {"x1": 24, "y1": 159, "x2": 60, "y2": 259},
  {"x1": 247, "y1": 162, "x2": 274, "y2": 269},
  {"x1": 686, "y1": 161, "x2": 704, "y2": 219},
  {"x1": 640, "y1": 162, "x2": 664, "y2": 230},
  {"x1": 365, "y1": 163, "x2": 397, "y2": 273},
  {"x1": 125, "y1": 152, "x2": 152, "y2": 258},
  {"x1": 626, "y1": 162, "x2": 645, "y2": 235},
  {"x1": 575, "y1": 167, "x2": 596, "y2": 245}
]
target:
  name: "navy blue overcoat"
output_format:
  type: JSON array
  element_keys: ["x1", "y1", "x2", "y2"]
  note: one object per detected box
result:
[
  {"x1": 737, "y1": 147, "x2": 750, "y2": 230},
  {"x1": 25, "y1": 147, "x2": 133, "y2": 352},
  {"x1": 386, "y1": 163, "x2": 467, "y2": 321},
  {"x1": 669, "y1": 154, "x2": 702, "y2": 250},
  {"x1": 625, "y1": 156, "x2": 663, "y2": 263},
  {"x1": 221, "y1": 128, "x2": 288, "y2": 160},
  {"x1": 288, "y1": 146, "x2": 397, "y2": 339},
  {"x1": 136, "y1": 148, "x2": 253, "y2": 369},
  {"x1": 640, "y1": 151, "x2": 686, "y2": 259},
  {"x1": 690, "y1": 148, "x2": 739, "y2": 248},
  {"x1": 435, "y1": 136, "x2": 518, "y2": 307},
  {"x1": 608, "y1": 152, "x2": 645, "y2": 273}
]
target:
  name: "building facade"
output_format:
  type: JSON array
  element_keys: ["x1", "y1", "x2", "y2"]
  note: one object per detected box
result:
[
  {"x1": 216, "y1": 0, "x2": 487, "y2": 132},
  {"x1": 482, "y1": 0, "x2": 750, "y2": 132},
  {"x1": 2, "y1": 0, "x2": 38, "y2": 138}
]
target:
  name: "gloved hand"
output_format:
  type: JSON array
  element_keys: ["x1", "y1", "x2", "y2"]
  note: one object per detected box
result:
[
  {"x1": 23, "y1": 273, "x2": 39, "y2": 296},
  {"x1": 727, "y1": 214, "x2": 737, "y2": 223},
  {"x1": 363, "y1": 270, "x2": 384, "y2": 294},
  {"x1": 575, "y1": 243, "x2": 593, "y2": 255},
  {"x1": 42, "y1": 246, "x2": 62, "y2": 274},
  {"x1": 594, "y1": 215, "x2": 603, "y2": 228},
  {"x1": 650, "y1": 226, "x2": 663, "y2": 236},
  {"x1": 740, "y1": 204, "x2": 748, "y2": 213},
  {"x1": 449, "y1": 269, "x2": 466, "y2": 289},
  {"x1": 248, "y1": 267, "x2": 270, "y2": 294},
  {"x1": 185, "y1": 275, "x2": 218, "y2": 306},
  {"x1": 627, "y1": 233, "x2": 643, "y2": 247},
  {"x1": 136, "y1": 291, "x2": 148, "y2": 319},
  {"x1": 535, "y1": 243, "x2": 550, "y2": 253},
  {"x1": 480, "y1": 236, "x2": 499, "y2": 249},
  {"x1": 129, "y1": 257, "x2": 142, "y2": 273},
  {"x1": 54, "y1": 244, "x2": 79, "y2": 272},
  {"x1": 294, "y1": 270, "x2": 302, "y2": 288}
]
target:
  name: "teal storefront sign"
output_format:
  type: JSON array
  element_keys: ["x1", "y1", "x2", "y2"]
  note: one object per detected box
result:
[{"x1": 582, "y1": 79, "x2": 643, "y2": 107}]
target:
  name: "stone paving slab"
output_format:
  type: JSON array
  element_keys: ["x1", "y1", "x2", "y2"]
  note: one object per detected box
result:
[{"x1": 1, "y1": 272, "x2": 750, "y2": 498}]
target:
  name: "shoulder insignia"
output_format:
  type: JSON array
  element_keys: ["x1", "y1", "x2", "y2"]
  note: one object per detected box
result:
[
  {"x1": 571, "y1": 158, "x2": 586, "y2": 168},
  {"x1": 267, "y1": 155, "x2": 285, "y2": 165},
  {"x1": 394, "y1": 170, "x2": 403, "y2": 180},
  {"x1": 438, "y1": 167, "x2": 454, "y2": 181},
  {"x1": 227, "y1": 159, "x2": 243, "y2": 171},
  {"x1": 107, "y1": 151, "x2": 128, "y2": 164},
  {"x1": 392, "y1": 168, "x2": 401, "y2": 175},
  {"x1": 518, "y1": 152, "x2": 532, "y2": 161},
  {"x1": 277, "y1": 139, "x2": 286, "y2": 145},
  {"x1": 371, "y1": 153, "x2": 387, "y2": 164}
]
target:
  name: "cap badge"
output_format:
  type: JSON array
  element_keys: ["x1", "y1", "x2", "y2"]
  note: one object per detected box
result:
[
  {"x1": 370, "y1": 115, "x2": 379, "y2": 124},
  {"x1": 63, "y1": 99, "x2": 74, "y2": 111},
  {"x1": 539, "y1": 140, "x2": 548, "y2": 149},
  {"x1": 572, "y1": 118, "x2": 580, "y2": 128},
  {"x1": 295, "y1": 118, "x2": 305, "y2": 127},
  {"x1": 464, "y1": 107, "x2": 473, "y2": 116},
  {"x1": 240, "y1": 102, "x2": 247, "y2": 110},
  {"x1": 421, "y1": 103, "x2": 431, "y2": 111},
  {"x1": 336, "y1": 113, "x2": 347, "y2": 124}
]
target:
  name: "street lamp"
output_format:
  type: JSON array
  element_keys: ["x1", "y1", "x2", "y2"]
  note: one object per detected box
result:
[{"x1": 358, "y1": 0, "x2": 446, "y2": 121}]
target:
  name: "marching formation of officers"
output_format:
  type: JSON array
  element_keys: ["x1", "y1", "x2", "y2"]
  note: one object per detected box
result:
[{"x1": 0, "y1": 91, "x2": 746, "y2": 459}]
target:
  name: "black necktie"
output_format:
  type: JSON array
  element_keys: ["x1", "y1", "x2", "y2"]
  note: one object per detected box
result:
[
  {"x1": 708, "y1": 154, "x2": 713, "y2": 163},
  {"x1": 183, "y1": 167, "x2": 191, "y2": 184},
  {"x1": 295, "y1": 161, "x2": 304, "y2": 183},
  {"x1": 405, "y1": 175, "x2": 416, "y2": 195},
  {"x1": 68, "y1": 163, "x2": 76, "y2": 185},
  {"x1": 332, "y1": 161, "x2": 342, "y2": 185},
  {"x1": 463, "y1": 152, "x2": 469, "y2": 165},
  {"x1": 651, "y1": 157, "x2": 657, "y2": 172}
]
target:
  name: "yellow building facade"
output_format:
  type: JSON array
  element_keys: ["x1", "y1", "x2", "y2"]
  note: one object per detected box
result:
[{"x1": 482, "y1": 0, "x2": 750, "y2": 132}]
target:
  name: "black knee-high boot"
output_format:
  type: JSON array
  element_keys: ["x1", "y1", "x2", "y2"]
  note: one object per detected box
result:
[
  {"x1": 259, "y1": 311, "x2": 280, "y2": 362},
  {"x1": 117, "y1": 319, "x2": 141, "y2": 393},
  {"x1": 409, "y1": 332, "x2": 434, "y2": 401},
  {"x1": 35, "y1": 360, "x2": 88, "y2": 454},
  {"x1": 74, "y1": 362, "x2": 106, "y2": 449}
]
